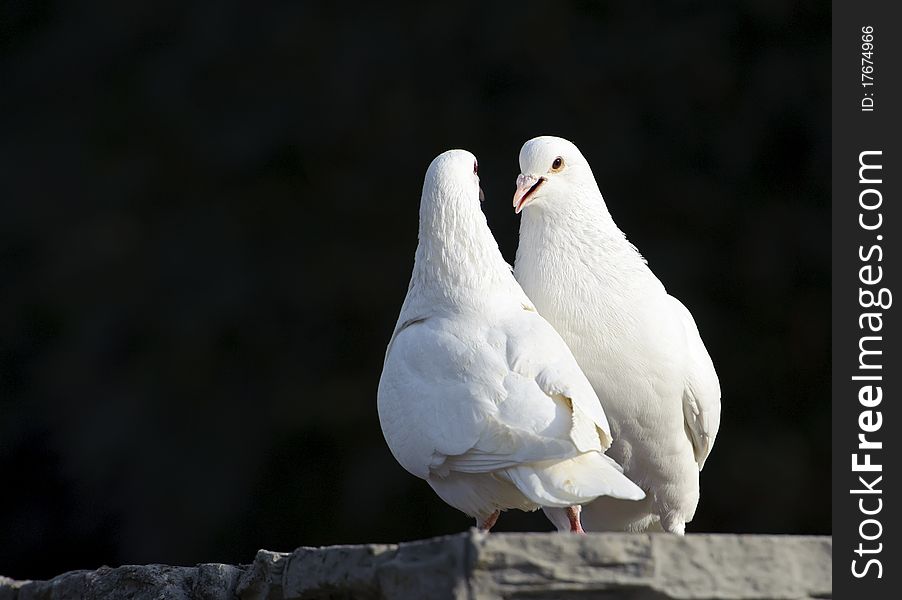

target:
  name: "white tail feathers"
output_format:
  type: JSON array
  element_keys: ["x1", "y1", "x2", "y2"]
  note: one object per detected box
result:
[{"x1": 504, "y1": 451, "x2": 645, "y2": 508}]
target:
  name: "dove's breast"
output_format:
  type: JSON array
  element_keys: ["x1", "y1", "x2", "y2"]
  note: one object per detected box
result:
[{"x1": 515, "y1": 238, "x2": 697, "y2": 487}]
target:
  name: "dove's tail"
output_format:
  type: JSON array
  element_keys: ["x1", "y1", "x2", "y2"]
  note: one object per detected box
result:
[{"x1": 504, "y1": 451, "x2": 645, "y2": 507}]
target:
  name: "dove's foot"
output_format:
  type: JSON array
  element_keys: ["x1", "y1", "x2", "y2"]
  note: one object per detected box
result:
[
  {"x1": 566, "y1": 506, "x2": 586, "y2": 534},
  {"x1": 478, "y1": 510, "x2": 500, "y2": 532}
]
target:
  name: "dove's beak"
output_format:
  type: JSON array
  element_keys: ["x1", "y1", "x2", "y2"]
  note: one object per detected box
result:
[
  {"x1": 513, "y1": 174, "x2": 545, "y2": 214},
  {"x1": 479, "y1": 186, "x2": 485, "y2": 202}
]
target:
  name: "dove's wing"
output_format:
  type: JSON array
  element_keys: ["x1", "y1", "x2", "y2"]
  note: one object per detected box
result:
[
  {"x1": 503, "y1": 308, "x2": 614, "y2": 450},
  {"x1": 669, "y1": 295, "x2": 721, "y2": 470},
  {"x1": 378, "y1": 314, "x2": 584, "y2": 480}
]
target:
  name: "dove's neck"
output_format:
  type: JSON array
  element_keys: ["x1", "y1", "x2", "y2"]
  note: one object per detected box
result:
[
  {"x1": 411, "y1": 197, "x2": 522, "y2": 309},
  {"x1": 515, "y1": 188, "x2": 656, "y2": 293}
]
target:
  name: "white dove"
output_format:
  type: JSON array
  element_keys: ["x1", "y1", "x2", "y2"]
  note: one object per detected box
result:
[
  {"x1": 512, "y1": 136, "x2": 721, "y2": 535},
  {"x1": 377, "y1": 149, "x2": 644, "y2": 533}
]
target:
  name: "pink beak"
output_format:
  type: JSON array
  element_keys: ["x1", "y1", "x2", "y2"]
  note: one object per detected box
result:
[{"x1": 513, "y1": 174, "x2": 546, "y2": 214}]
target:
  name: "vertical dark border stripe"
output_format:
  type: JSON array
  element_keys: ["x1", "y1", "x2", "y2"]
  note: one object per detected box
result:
[{"x1": 833, "y1": 0, "x2": 901, "y2": 596}]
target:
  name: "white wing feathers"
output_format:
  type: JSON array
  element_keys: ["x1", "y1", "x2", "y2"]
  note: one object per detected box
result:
[
  {"x1": 507, "y1": 451, "x2": 644, "y2": 506},
  {"x1": 378, "y1": 310, "x2": 613, "y2": 481},
  {"x1": 669, "y1": 296, "x2": 722, "y2": 471},
  {"x1": 510, "y1": 312, "x2": 614, "y2": 450}
]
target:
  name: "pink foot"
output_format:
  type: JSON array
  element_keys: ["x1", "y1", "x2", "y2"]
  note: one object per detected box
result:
[
  {"x1": 479, "y1": 510, "x2": 500, "y2": 532},
  {"x1": 566, "y1": 506, "x2": 586, "y2": 534}
]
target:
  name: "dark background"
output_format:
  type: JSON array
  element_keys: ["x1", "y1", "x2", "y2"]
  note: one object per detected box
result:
[{"x1": 1, "y1": 0, "x2": 829, "y2": 580}]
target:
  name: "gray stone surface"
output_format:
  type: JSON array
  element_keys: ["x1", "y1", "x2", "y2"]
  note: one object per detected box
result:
[{"x1": 0, "y1": 531, "x2": 832, "y2": 600}]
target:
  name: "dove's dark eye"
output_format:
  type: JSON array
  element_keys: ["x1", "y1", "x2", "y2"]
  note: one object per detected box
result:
[
  {"x1": 473, "y1": 161, "x2": 478, "y2": 174},
  {"x1": 551, "y1": 157, "x2": 564, "y2": 172}
]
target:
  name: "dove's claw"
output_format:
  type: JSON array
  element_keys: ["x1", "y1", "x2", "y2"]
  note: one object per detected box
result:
[
  {"x1": 479, "y1": 510, "x2": 500, "y2": 532},
  {"x1": 566, "y1": 506, "x2": 586, "y2": 534}
]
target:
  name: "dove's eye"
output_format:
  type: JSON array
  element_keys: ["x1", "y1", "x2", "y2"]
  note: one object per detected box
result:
[
  {"x1": 473, "y1": 161, "x2": 478, "y2": 175},
  {"x1": 551, "y1": 157, "x2": 564, "y2": 172}
]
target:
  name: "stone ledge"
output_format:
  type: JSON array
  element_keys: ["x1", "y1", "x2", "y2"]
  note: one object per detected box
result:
[{"x1": 0, "y1": 531, "x2": 832, "y2": 600}]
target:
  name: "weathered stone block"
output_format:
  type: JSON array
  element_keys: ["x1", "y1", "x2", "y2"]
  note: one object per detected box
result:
[{"x1": 0, "y1": 531, "x2": 832, "y2": 600}]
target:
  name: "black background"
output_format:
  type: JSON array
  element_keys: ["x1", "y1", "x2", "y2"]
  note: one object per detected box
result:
[{"x1": 1, "y1": 0, "x2": 829, "y2": 580}]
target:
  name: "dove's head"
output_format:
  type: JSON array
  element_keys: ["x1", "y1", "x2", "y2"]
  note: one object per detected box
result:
[
  {"x1": 513, "y1": 136, "x2": 596, "y2": 214},
  {"x1": 423, "y1": 149, "x2": 485, "y2": 211},
  {"x1": 415, "y1": 149, "x2": 514, "y2": 293}
]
